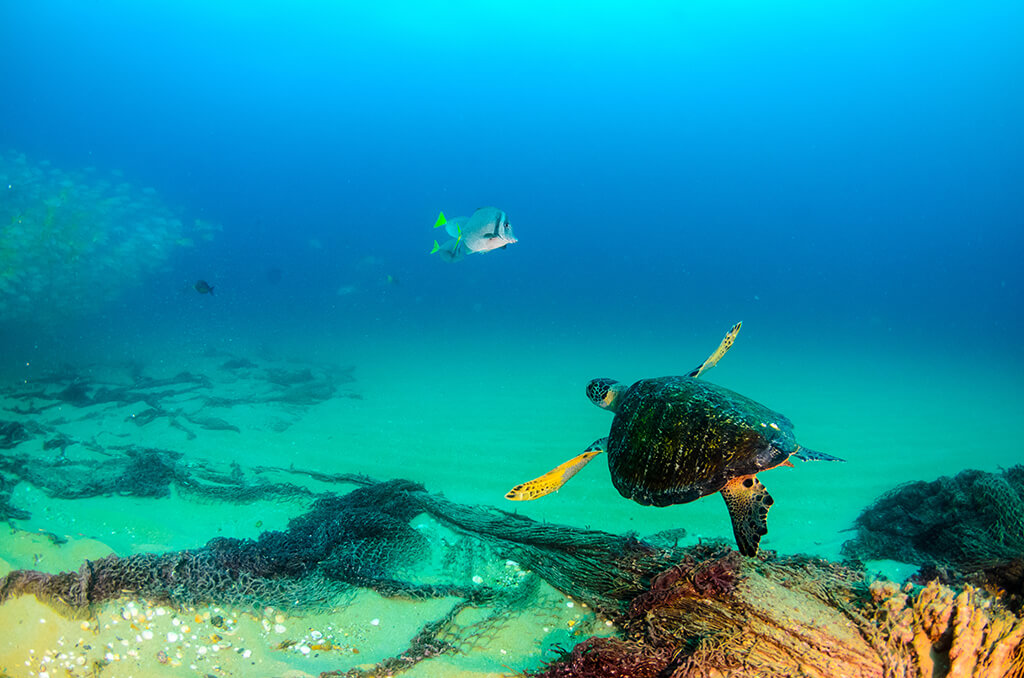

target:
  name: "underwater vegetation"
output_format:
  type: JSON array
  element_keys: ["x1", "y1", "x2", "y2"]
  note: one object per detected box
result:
[{"x1": 0, "y1": 149, "x2": 221, "y2": 324}]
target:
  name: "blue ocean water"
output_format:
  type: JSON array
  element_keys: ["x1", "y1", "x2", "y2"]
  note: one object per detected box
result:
[
  {"x1": 0, "y1": 0, "x2": 1021, "y2": 503},
  {"x1": 0, "y1": 2, "x2": 1022, "y2": 674},
  {"x1": 3, "y1": 0, "x2": 1021, "y2": 356}
]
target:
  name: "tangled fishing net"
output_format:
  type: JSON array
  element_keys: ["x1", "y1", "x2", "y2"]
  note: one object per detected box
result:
[
  {"x1": 2, "y1": 445, "x2": 1023, "y2": 676},
  {"x1": 843, "y1": 466, "x2": 1024, "y2": 566},
  {"x1": 527, "y1": 546, "x2": 1024, "y2": 678},
  {"x1": 0, "y1": 466, "x2": 677, "y2": 613},
  {"x1": 0, "y1": 479, "x2": 439, "y2": 613},
  {"x1": 843, "y1": 466, "x2": 1024, "y2": 612},
  {"x1": 0, "y1": 149, "x2": 220, "y2": 324},
  {"x1": 0, "y1": 449, "x2": 680, "y2": 676}
]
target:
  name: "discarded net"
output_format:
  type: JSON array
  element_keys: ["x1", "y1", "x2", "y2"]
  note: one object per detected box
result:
[
  {"x1": 842, "y1": 465, "x2": 1024, "y2": 612},
  {"x1": 0, "y1": 464, "x2": 683, "y2": 676},
  {"x1": 843, "y1": 465, "x2": 1024, "y2": 567},
  {"x1": 528, "y1": 547, "x2": 1024, "y2": 678},
  {"x1": 3, "y1": 455, "x2": 1024, "y2": 677}
]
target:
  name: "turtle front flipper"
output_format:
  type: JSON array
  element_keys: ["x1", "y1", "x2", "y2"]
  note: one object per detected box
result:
[
  {"x1": 505, "y1": 438, "x2": 607, "y2": 501},
  {"x1": 720, "y1": 473, "x2": 773, "y2": 556},
  {"x1": 688, "y1": 322, "x2": 742, "y2": 378}
]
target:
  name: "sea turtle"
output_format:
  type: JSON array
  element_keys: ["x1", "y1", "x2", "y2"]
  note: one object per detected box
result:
[{"x1": 505, "y1": 323, "x2": 842, "y2": 556}]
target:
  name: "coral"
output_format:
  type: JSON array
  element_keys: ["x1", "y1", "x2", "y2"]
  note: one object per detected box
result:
[
  {"x1": 867, "y1": 579, "x2": 1024, "y2": 678},
  {"x1": 531, "y1": 549, "x2": 1024, "y2": 678}
]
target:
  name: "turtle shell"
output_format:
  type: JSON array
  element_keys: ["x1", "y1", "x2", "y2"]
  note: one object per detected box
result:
[{"x1": 607, "y1": 376, "x2": 797, "y2": 507}]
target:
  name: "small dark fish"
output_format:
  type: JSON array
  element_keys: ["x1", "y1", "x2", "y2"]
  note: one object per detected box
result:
[{"x1": 194, "y1": 280, "x2": 215, "y2": 295}]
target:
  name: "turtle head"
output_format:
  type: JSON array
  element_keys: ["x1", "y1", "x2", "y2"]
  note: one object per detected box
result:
[{"x1": 586, "y1": 378, "x2": 624, "y2": 412}]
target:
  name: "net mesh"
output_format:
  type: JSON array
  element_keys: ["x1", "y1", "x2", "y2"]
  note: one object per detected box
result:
[
  {"x1": 842, "y1": 465, "x2": 1024, "y2": 609},
  {"x1": 2, "y1": 441, "x2": 1023, "y2": 676}
]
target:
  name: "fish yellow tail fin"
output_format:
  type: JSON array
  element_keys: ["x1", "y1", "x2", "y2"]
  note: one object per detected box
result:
[{"x1": 434, "y1": 211, "x2": 447, "y2": 228}]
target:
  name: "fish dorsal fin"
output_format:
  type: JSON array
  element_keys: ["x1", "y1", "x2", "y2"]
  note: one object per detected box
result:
[
  {"x1": 688, "y1": 322, "x2": 742, "y2": 378},
  {"x1": 434, "y1": 211, "x2": 447, "y2": 228}
]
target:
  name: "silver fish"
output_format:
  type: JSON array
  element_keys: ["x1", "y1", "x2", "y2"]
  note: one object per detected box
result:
[{"x1": 430, "y1": 207, "x2": 517, "y2": 263}]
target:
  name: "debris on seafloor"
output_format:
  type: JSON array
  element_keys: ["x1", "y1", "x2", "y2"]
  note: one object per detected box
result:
[
  {"x1": 0, "y1": 354, "x2": 358, "y2": 444},
  {"x1": 527, "y1": 547, "x2": 1024, "y2": 678},
  {"x1": 843, "y1": 465, "x2": 1024, "y2": 612},
  {"x1": 0, "y1": 469, "x2": 675, "y2": 677},
  {"x1": 843, "y1": 466, "x2": 1024, "y2": 566},
  {"x1": 2, "y1": 452, "x2": 1023, "y2": 677}
]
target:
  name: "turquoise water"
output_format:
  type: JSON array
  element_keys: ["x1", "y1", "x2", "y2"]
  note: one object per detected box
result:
[
  {"x1": 6, "y1": 317, "x2": 1020, "y2": 557},
  {"x1": 1, "y1": 2, "x2": 1022, "y2": 676}
]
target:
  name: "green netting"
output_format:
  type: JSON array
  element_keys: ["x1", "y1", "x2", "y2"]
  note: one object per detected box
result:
[
  {"x1": 3, "y1": 458, "x2": 1024, "y2": 677},
  {"x1": 0, "y1": 446, "x2": 689, "y2": 676},
  {"x1": 3, "y1": 417, "x2": 1024, "y2": 676},
  {"x1": 842, "y1": 465, "x2": 1024, "y2": 568}
]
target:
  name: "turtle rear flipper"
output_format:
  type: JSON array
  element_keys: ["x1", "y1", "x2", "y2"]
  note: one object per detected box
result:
[
  {"x1": 688, "y1": 322, "x2": 742, "y2": 378},
  {"x1": 720, "y1": 474, "x2": 773, "y2": 556},
  {"x1": 506, "y1": 439, "x2": 607, "y2": 501},
  {"x1": 792, "y1": 446, "x2": 844, "y2": 463}
]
